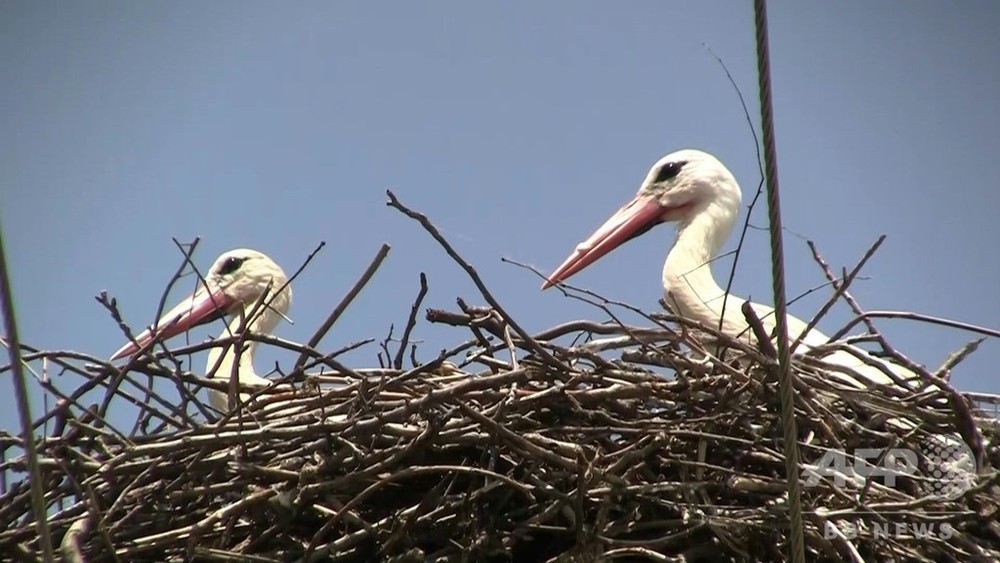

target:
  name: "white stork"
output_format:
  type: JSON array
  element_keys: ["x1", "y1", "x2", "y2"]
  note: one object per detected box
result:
[
  {"x1": 111, "y1": 248, "x2": 292, "y2": 412},
  {"x1": 542, "y1": 149, "x2": 918, "y2": 389},
  {"x1": 542, "y1": 149, "x2": 979, "y2": 493}
]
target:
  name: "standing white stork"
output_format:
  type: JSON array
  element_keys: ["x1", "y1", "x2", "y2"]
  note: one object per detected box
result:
[
  {"x1": 111, "y1": 248, "x2": 293, "y2": 412},
  {"x1": 542, "y1": 149, "x2": 915, "y2": 389}
]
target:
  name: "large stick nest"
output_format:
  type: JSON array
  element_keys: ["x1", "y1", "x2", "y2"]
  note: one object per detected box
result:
[{"x1": 2, "y1": 194, "x2": 1000, "y2": 562}]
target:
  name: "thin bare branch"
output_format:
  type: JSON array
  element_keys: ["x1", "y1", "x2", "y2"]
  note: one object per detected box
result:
[
  {"x1": 386, "y1": 190, "x2": 569, "y2": 374},
  {"x1": 393, "y1": 273, "x2": 428, "y2": 370},
  {"x1": 294, "y1": 243, "x2": 390, "y2": 371}
]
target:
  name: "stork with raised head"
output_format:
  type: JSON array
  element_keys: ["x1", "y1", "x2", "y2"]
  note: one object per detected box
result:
[
  {"x1": 542, "y1": 149, "x2": 914, "y2": 389},
  {"x1": 111, "y1": 248, "x2": 293, "y2": 412},
  {"x1": 541, "y1": 149, "x2": 979, "y2": 491}
]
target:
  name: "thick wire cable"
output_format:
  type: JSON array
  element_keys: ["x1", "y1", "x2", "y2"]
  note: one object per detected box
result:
[
  {"x1": 0, "y1": 221, "x2": 55, "y2": 560},
  {"x1": 752, "y1": 1, "x2": 806, "y2": 561}
]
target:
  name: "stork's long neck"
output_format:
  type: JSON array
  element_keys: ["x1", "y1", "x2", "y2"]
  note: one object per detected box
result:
[
  {"x1": 662, "y1": 194, "x2": 747, "y2": 338},
  {"x1": 205, "y1": 302, "x2": 280, "y2": 411}
]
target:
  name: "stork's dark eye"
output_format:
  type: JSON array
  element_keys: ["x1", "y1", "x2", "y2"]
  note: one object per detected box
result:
[
  {"x1": 653, "y1": 160, "x2": 687, "y2": 184},
  {"x1": 216, "y1": 256, "x2": 245, "y2": 276}
]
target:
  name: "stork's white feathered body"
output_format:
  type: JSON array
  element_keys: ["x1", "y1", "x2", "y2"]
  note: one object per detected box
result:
[
  {"x1": 111, "y1": 249, "x2": 292, "y2": 412},
  {"x1": 543, "y1": 149, "x2": 914, "y2": 389}
]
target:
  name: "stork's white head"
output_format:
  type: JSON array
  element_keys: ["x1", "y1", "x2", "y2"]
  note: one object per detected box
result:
[
  {"x1": 205, "y1": 249, "x2": 292, "y2": 320},
  {"x1": 111, "y1": 248, "x2": 292, "y2": 360},
  {"x1": 542, "y1": 149, "x2": 742, "y2": 288},
  {"x1": 638, "y1": 149, "x2": 742, "y2": 221}
]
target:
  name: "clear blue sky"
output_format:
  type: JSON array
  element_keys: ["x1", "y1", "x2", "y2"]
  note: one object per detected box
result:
[{"x1": 2, "y1": 2, "x2": 999, "y2": 436}]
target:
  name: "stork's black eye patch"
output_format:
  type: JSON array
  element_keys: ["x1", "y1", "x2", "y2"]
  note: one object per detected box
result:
[
  {"x1": 653, "y1": 160, "x2": 687, "y2": 183},
  {"x1": 216, "y1": 256, "x2": 245, "y2": 276}
]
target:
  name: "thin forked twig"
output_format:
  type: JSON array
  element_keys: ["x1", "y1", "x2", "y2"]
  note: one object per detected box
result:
[
  {"x1": 834, "y1": 311, "x2": 1000, "y2": 342},
  {"x1": 706, "y1": 47, "x2": 765, "y2": 348},
  {"x1": 789, "y1": 236, "x2": 886, "y2": 354},
  {"x1": 393, "y1": 273, "x2": 428, "y2": 369},
  {"x1": 386, "y1": 190, "x2": 569, "y2": 374},
  {"x1": 97, "y1": 240, "x2": 203, "y2": 424}
]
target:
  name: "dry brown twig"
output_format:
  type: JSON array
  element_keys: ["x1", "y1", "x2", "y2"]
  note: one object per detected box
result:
[
  {"x1": 294, "y1": 242, "x2": 387, "y2": 371},
  {"x1": 386, "y1": 189, "x2": 571, "y2": 376},
  {"x1": 393, "y1": 273, "x2": 429, "y2": 370}
]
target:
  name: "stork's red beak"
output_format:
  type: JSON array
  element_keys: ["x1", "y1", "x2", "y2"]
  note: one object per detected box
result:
[
  {"x1": 542, "y1": 194, "x2": 669, "y2": 289},
  {"x1": 110, "y1": 287, "x2": 236, "y2": 361}
]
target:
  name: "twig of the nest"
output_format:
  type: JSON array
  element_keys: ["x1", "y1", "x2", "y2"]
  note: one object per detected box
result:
[
  {"x1": 294, "y1": 242, "x2": 389, "y2": 371},
  {"x1": 386, "y1": 189, "x2": 570, "y2": 375},
  {"x1": 392, "y1": 273, "x2": 428, "y2": 370}
]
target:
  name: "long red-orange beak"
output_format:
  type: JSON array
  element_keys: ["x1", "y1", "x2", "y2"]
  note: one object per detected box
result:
[
  {"x1": 110, "y1": 287, "x2": 236, "y2": 360},
  {"x1": 542, "y1": 194, "x2": 669, "y2": 289}
]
